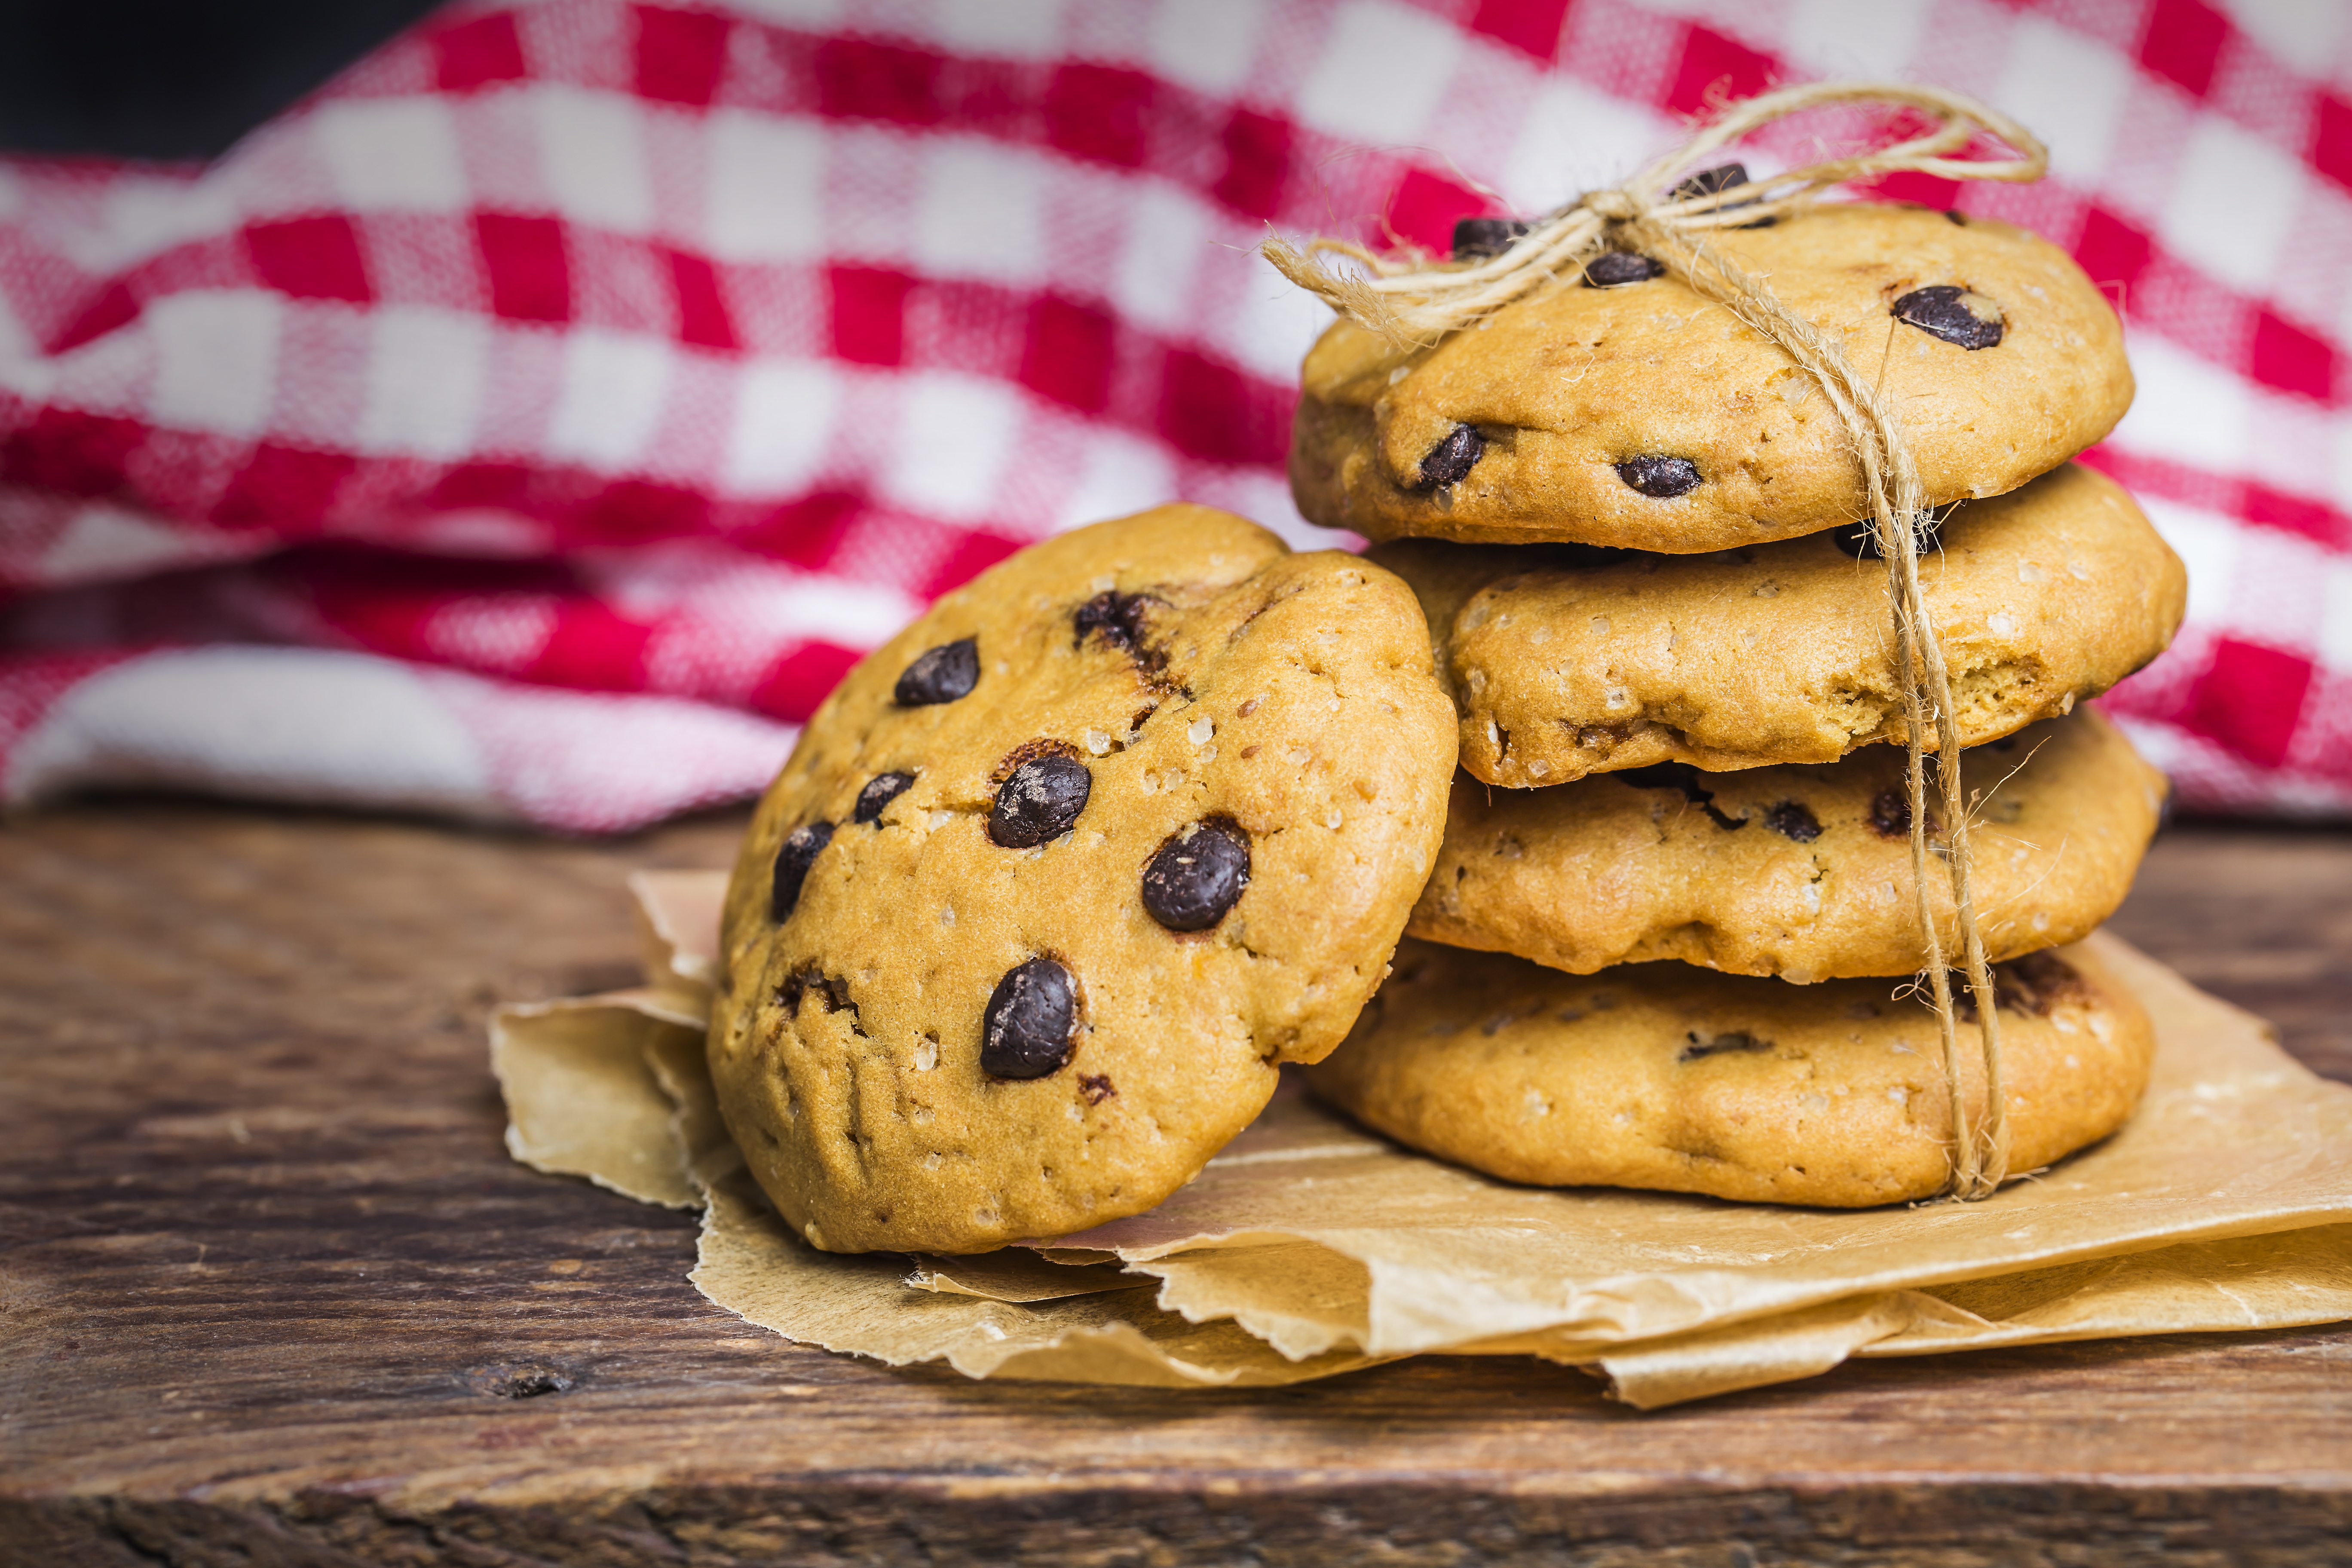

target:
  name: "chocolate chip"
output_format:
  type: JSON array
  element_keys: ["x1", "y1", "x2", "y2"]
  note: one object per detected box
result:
[
  {"x1": 1075, "y1": 590, "x2": 1164, "y2": 671},
  {"x1": 771, "y1": 823, "x2": 833, "y2": 921},
  {"x1": 778, "y1": 968, "x2": 855, "y2": 1018},
  {"x1": 1943, "y1": 209, "x2": 1968, "y2": 226},
  {"x1": 1954, "y1": 951, "x2": 2090, "y2": 1023},
  {"x1": 1583, "y1": 250, "x2": 1664, "y2": 288},
  {"x1": 1892, "y1": 285, "x2": 2005, "y2": 350},
  {"x1": 895, "y1": 638, "x2": 979, "y2": 706},
  {"x1": 1868, "y1": 787, "x2": 1912, "y2": 840},
  {"x1": 1669, "y1": 162, "x2": 1775, "y2": 226},
  {"x1": 1140, "y1": 818, "x2": 1251, "y2": 931},
  {"x1": 1617, "y1": 761, "x2": 1746, "y2": 831},
  {"x1": 1762, "y1": 801, "x2": 1822, "y2": 842},
  {"x1": 1079, "y1": 1073, "x2": 1116, "y2": 1104},
  {"x1": 989, "y1": 753, "x2": 1091, "y2": 847},
  {"x1": 1680, "y1": 1029, "x2": 1771, "y2": 1061},
  {"x1": 1615, "y1": 455, "x2": 1700, "y2": 497},
  {"x1": 854, "y1": 772, "x2": 914, "y2": 825},
  {"x1": 1673, "y1": 162, "x2": 1749, "y2": 199},
  {"x1": 1452, "y1": 217, "x2": 1532, "y2": 260},
  {"x1": 981, "y1": 957, "x2": 1078, "y2": 1079},
  {"x1": 1417, "y1": 423, "x2": 1485, "y2": 490}
]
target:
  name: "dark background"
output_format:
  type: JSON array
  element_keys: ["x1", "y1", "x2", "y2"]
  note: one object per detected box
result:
[{"x1": 0, "y1": 0, "x2": 442, "y2": 159}]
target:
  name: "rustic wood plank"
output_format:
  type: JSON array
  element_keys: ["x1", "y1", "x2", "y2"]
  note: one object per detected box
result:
[{"x1": 3, "y1": 802, "x2": 2349, "y2": 1566}]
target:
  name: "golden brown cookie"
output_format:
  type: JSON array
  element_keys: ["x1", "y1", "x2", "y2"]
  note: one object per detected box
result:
[
  {"x1": 1311, "y1": 938, "x2": 2154, "y2": 1207},
  {"x1": 1292, "y1": 204, "x2": 2131, "y2": 551},
  {"x1": 710, "y1": 504, "x2": 1458, "y2": 1253},
  {"x1": 1376, "y1": 462, "x2": 2185, "y2": 786},
  {"x1": 1412, "y1": 710, "x2": 2166, "y2": 983}
]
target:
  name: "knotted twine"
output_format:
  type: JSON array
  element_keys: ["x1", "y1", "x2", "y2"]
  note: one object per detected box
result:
[{"x1": 1266, "y1": 82, "x2": 2051, "y2": 1199}]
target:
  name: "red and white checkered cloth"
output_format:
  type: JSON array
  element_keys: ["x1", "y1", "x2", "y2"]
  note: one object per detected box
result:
[{"x1": 0, "y1": 0, "x2": 2346, "y2": 830}]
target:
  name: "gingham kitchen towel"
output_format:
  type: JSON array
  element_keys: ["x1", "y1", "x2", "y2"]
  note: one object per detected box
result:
[{"x1": 0, "y1": 0, "x2": 2345, "y2": 829}]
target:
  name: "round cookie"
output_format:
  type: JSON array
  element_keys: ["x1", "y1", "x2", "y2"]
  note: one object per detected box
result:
[
  {"x1": 1376, "y1": 462, "x2": 2184, "y2": 787},
  {"x1": 1412, "y1": 710, "x2": 2167, "y2": 983},
  {"x1": 1292, "y1": 203, "x2": 2131, "y2": 551},
  {"x1": 1311, "y1": 938, "x2": 2154, "y2": 1207},
  {"x1": 710, "y1": 504, "x2": 1458, "y2": 1254}
]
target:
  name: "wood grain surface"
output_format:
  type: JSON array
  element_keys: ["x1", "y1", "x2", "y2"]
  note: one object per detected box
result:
[{"x1": 4, "y1": 802, "x2": 2350, "y2": 1567}]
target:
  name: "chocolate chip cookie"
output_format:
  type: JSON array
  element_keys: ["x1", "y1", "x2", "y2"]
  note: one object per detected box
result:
[
  {"x1": 1293, "y1": 203, "x2": 2131, "y2": 551},
  {"x1": 1413, "y1": 710, "x2": 2165, "y2": 983},
  {"x1": 1378, "y1": 462, "x2": 2184, "y2": 786},
  {"x1": 710, "y1": 504, "x2": 1458, "y2": 1253},
  {"x1": 1311, "y1": 938, "x2": 2154, "y2": 1206}
]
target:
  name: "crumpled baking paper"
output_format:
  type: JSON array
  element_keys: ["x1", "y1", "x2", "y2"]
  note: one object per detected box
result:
[{"x1": 489, "y1": 870, "x2": 2352, "y2": 1407}]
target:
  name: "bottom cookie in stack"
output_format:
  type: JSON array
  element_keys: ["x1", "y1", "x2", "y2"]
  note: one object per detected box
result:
[{"x1": 1311, "y1": 711, "x2": 2169, "y2": 1207}]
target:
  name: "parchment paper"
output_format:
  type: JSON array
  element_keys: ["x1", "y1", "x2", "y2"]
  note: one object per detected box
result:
[{"x1": 489, "y1": 870, "x2": 2352, "y2": 1405}]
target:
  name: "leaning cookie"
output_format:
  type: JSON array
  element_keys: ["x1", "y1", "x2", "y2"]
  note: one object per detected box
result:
[
  {"x1": 1413, "y1": 710, "x2": 2166, "y2": 983},
  {"x1": 1377, "y1": 462, "x2": 2184, "y2": 787},
  {"x1": 710, "y1": 504, "x2": 1457, "y2": 1254},
  {"x1": 1293, "y1": 202, "x2": 2131, "y2": 551},
  {"x1": 1311, "y1": 938, "x2": 2153, "y2": 1207}
]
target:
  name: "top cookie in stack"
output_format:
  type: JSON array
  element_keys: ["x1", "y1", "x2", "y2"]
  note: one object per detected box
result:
[
  {"x1": 1291, "y1": 198, "x2": 2132, "y2": 553},
  {"x1": 1295, "y1": 184, "x2": 2190, "y2": 1207}
]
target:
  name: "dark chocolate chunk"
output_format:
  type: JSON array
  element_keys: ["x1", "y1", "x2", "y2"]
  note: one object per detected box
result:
[
  {"x1": 1680, "y1": 1029, "x2": 1771, "y2": 1061},
  {"x1": 778, "y1": 968, "x2": 856, "y2": 1019},
  {"x1": 1674, "y1": 165, "x2": 1775, "y2": 224},
  {"x1": 981, "y1": 957, "x2": 1078, "y2": 1079},
  {"x1": 1762, "y1": 801, "x2": 1822, "y2": 842},
  {"x1": 1954, "y1": 950, "x2": 2092, "y2": 1023},
  {"x1": 894, "y1": 638, "x2": 979, "y2": 706},
  {"x1": 770, "y1": 822, "x2": 833, "y2": 921},
  {"x1": 1074, "y1": 590, "x2": 1165, "y2": 670},
  {"x1": 989, "y1": 753, "x2": 1092, "y2": 847},
  {"x1": 1615, "y1": 455, "x2": 1701, "y2": 497},
  {"x1": 1079, "y1": 1073, "x2": 1116, "y2": 1104},
  {"x1": 1672, "y1": 162, "x2": 1749, "y2": 200},
  {"x1": 1669, "y1": 162, "x2": 1775, "y2": 226},
  {"x1": 1417, "y1": 423, "x2": 1486, "y2": 490},
  {"x1": 854, "y1": 771, "x2": 914, "y2": 825},
  {"x1": 1452, "y1": 216, "x2": 1532, "y2": 260},
  {"x1": 1583, "y1": 250, "x2": 1664, "y2": 288},
  {"x1": 1617, "y1": 761, "x2": 1746, "y2": 831},
  {"x1": 1892, "y1": 285, "x2": 2005, "y2": 350},
  {"x1": 1140, "y1": 818, "x2": 1252, "y2": 931},
  {"x1": 1867, "y1": 787, "x2": 1912, "y2": 840}
]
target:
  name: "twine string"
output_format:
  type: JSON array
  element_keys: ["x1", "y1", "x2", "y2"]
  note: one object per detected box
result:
[{"x1": 1266, "y1": 81, "x2": 2046, "y2": 1197}]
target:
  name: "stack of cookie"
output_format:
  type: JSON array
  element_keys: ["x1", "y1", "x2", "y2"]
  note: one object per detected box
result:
[{"x1": 1292, "y1": 190, "x2": 2189, "y2": 1205}]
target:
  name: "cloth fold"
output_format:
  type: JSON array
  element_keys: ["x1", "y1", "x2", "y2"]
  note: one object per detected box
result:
[{"x1": 0, "y1": 0, "x2": 2345, "y2": 828}]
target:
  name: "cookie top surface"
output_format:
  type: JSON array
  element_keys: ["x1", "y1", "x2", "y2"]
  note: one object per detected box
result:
[
  {"x1": 1311, "y1": 938, "x2": 2154, "y2": 1207},
  {"x1": 1375, "y1": 462, "x2": 2185, "y2": 786},
  {"x1": 1413, "y1": 710, "x2": 2166, "y2": 983},
  {"x1": 711, "y1": 504, "x2": 1458, "y2": 1254},
  {"x1": 1292, "y1": 204, "x2": 2132, "y2": 550}
]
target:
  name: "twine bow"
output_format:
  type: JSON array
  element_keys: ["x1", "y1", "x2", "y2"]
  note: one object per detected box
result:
[{"x1": 1268, "y1": 82, "x2": 2052, "y2": 1200}]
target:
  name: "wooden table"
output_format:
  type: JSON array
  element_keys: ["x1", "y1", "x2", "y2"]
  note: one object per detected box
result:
[{"x1": 5, "y1": 802, "x2": 2349, "y2": 1565}]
